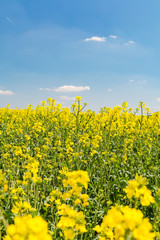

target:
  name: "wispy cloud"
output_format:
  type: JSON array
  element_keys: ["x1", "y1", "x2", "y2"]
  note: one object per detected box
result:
[
  {"x1": 60, "y1": 96, "x2": 76, "y2": 101},
  {"x1": 6, "y1": 17, "x2": 14, "y2": 25},
  {"x1": 124, "y1": 40, "x2": 135, "y2": 46},
  {"x1": 107, "y1": 88, "x2": 112, "y2": 92},
  {"x1": 156, "y1": 98, "x2": 160, "y2": 101},
  {"x1": 129, "y1": 79, "x2": 134, "y2": 82},
  {"x1": 84, "y1": 36, "x2": 106, "y2": 42},
  {"x1": 39, "y1": 88, "x2": 52, "y2": 91},
  {"x1": 139, "y1": 80, "x2": 146, "y2": 84},
  {"x1": 55, "y1": 85, "x2": 90, "y2": 92},
  {"x1": 0, "y1": 90, "x2": 14, "y2": 95},
  {"x1": 109, "y1": 35, "x2": 117, "y2": 39}
]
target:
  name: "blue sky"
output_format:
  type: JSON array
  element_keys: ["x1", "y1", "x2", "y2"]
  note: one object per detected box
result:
[{"x1": 0, "y1": 0, "x2": 160, "y2": 111}]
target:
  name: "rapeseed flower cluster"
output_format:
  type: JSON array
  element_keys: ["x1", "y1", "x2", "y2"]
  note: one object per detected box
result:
[
  {"x1": 60, "y1": 169, "x2": 90, "y2": 202},
  {"x1": 0, "y1": 170, "x2": 8, "y2": 200},
  {"x1": 93, "y1": 205, "x2": 155, "y2": 240},
  {"x1": 124, "y1": 174, "x2": 155, "y2": 206},
  {"x1": 23, "y1": 160, "x2": 41, "y2": 184},
  {"x1": 11, "y1": 201, "x2": 32, "y2": 215},
  {"x1": 48, "y1": 169, "x2": 89, "y2": 239},
  {"x1": 57, "y1": 204, "x2": 87, "y2": 240},
  {"x1": 4, "y1": 215, "x2": 52, "y2": 240},
  {"x1": 49, "y1": 189, "x2": 62, "y2": 204}
]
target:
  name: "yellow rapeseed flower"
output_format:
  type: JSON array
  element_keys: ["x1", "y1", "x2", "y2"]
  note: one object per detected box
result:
[{"x1": 4, "y1": 215, "x2": 52, "y2": 240}]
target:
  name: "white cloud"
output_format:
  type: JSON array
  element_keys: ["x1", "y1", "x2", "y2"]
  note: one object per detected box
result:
[
  {"x1": 107, "y1": 88, "x2": 112, "y2": 92},
  {"x1": 129, "y1": 80, "x2": 134, "y2": 82},
  {"x1": 109, "y1": 35, "x2": 117, "y2": 39},
  {"x1": 156, "y1": 98, "x2": 160, "y2": 101},
  {"x1": 139, "y1": 80, "x2": 146, "y2": 84},
  {"x1": 84, "y1": 36, "x2": 106, "y2": 42},
  {"x1": 60, "y1": 96, "x2": 76, "y2": 101},
  {"x1": 124, "y1": 40, "x2": 135, "y2": 46},
  {"x1": 128, "y1": 40, "x2": 135, "y2": 44},
  {"x1": 54, "y1": 85, "x2": 90, "y2": 92},
  {"x1": 0, "y1": 90, "x2": 14, "y2": 95},
  {"x1": 39, "y1": 88, "x2": 52, "y2": 91},
  {"x1": 6, "y1": 17, "x2": 14, "y2": 25}
]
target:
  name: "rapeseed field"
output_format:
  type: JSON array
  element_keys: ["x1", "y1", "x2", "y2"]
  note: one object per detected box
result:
[{"x1": 0, "y1": 97, "x2": 159, "y2": 239}]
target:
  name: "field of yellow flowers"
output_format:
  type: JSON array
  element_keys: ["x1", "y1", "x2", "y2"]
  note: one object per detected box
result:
[{"x1": 0, "y1": 97, "x2": 160, "y2": 240}]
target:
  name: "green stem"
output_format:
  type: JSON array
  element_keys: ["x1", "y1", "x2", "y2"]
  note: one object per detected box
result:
[{"x1": 0, "y1": 208, "x2": 8, "y2": 233}]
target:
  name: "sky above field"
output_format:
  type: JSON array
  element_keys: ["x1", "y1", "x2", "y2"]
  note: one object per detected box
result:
[{"x1": 0, "y1": 0, "x2": 160, "y2": 112}]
